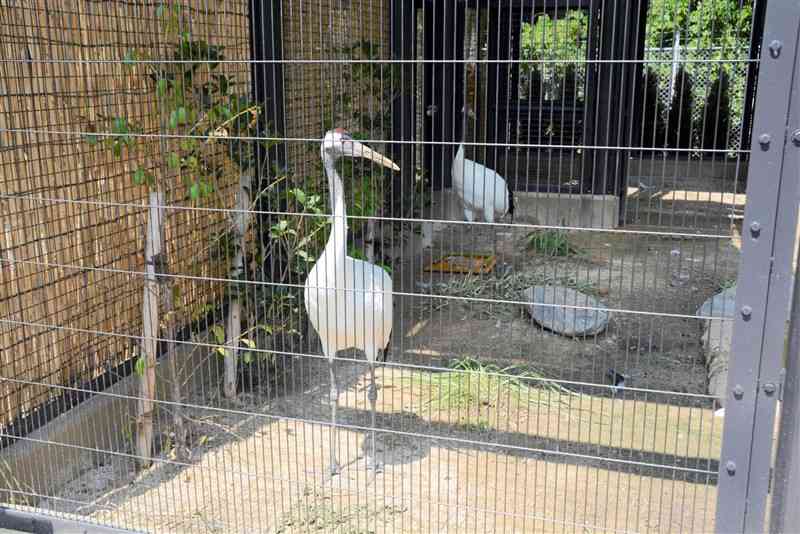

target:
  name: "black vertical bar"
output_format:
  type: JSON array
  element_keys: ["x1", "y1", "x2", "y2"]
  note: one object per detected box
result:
[
  {"x1": 739, "y1": 0, "x2": 768, "y2": 187},
  {"x1": 423, "y1": 1, "x2": 434, "y2": 187},
  {"x1": 391, "y1": 0, "x2": 417, "y2": 217},
  {"x1": 249, "y1": 0, "x2": 285, "y2": 173},
  {"x1": 582, "y1": 0, "x2": 646, "y2": 220},
  {"x1": 423, "y1": 0, "x2": 464, "y2": 191},
  {"x1": 485, "y1": 6, "x2": 510, "y2": 171},
  {"x1": 248, "y1": 0, "x2": 286, "y2": 330},
  {"x1": 618, "y1": 0, "x2": 649, "y2": 219},
  {"x1": 453, "y1": 0, "x2": 465, "y2": 190},
  {"x1": 585, "y1": 0, "x2": 621, "y2": 198}
]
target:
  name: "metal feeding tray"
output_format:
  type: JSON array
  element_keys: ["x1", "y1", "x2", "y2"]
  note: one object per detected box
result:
[{"x1": 424, "y1": 254, "x2": 497, "y2": 274}]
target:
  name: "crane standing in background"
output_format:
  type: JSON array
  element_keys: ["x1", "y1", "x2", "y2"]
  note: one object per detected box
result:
[
  {"x1": 452, "y1": 106, "x2": 515, "y2": 225},
  {"x1": 452, "y1": 143, "x2": 515, "y2": 225}
]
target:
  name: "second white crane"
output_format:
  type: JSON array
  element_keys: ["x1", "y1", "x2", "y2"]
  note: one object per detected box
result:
[{"x1": 452, "y1": 144, "x2": 515, "y2": 224}]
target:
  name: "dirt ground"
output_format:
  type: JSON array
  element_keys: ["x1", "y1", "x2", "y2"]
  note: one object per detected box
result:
[{"x1": 41, "y1": 221, "x2": 739, "y2": 533}]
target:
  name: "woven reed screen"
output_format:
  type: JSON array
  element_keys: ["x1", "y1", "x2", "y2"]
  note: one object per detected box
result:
[{"x1": 0, "y1": 0, "x2": 390, "y2": 434}]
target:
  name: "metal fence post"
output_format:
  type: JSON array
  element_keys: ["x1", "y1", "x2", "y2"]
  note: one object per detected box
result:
[
  {"x1": 715, "y1": 3, "x2": 800, "y2": 533},
  {"x1": 771, "y1": 235, "x2": 800, "y2": 533}
]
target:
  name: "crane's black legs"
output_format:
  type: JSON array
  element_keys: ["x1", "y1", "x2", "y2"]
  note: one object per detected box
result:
[
  {"x1": 328, "y1": 358, "x2": 340, "y2": 476},
  {"x1": 367, "y1": 362, "x2": 382, "y2": 472}
]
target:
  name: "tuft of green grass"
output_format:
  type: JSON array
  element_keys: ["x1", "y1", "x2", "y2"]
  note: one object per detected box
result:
[
  {"x1": 525, "y1": 230, "x2": 581, "y2": 257},
  {"x1": 405, "y1": 357, "x2": 573, "y2": 414},
  {"x1": 718, "y1": 278, "x2": 737, "y2": 291}
]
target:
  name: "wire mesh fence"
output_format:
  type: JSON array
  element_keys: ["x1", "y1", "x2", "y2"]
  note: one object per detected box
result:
[{"x1": 0, "y1": 0, "x2": 795, "y2": 533}]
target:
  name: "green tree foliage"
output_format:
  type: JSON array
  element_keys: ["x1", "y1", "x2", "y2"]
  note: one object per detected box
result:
[
  {"x1": 646, "y1": 0, "x2": 753, "y2": 53},
  {"x1": 85, "y1": 3, "x2": 263, "y2": 200},
  {"x1": 667, "y1": 67, "x2": 695, "y2": 149},
  {"x1": 519, "y1": 10, "x2": 587, "y2": 101},
  {"x1": 701, "y1": 68, "x2": 731, "y2": 151},
  {"x1": 645, "y1": 0, "x2": 752, "y2": 154}
]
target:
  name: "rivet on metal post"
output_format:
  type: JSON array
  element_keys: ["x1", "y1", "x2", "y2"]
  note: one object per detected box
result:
[
  {"x1": 741, "y1": 305, "x2": 753, "y2": 319},
  {"x1": 792, "y1": 129, "x2": 800, "y2": 146},
  {"x1": 769, "y1": 40, "x2": 782, "y2": 58},
  {"x1": 764, "y1": 383, "x2": 777, "y2": 396},
  {"x1": 759, "y1": 133, "x2": 772, "y2": 148},
  {"x1": 726, "y1": 461, "x2": 737, "y2": 475},
  {"x1": 750, "y1": 221, "x2": 762, "y2": 237},
  {"x1": 734, "y1": 385, "x2": 745, "y2": 400}
]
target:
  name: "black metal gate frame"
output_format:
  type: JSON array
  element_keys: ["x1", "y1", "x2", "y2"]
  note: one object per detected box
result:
[{"x1": 715, "y1": 2, "x2": 800, "y2": 532}]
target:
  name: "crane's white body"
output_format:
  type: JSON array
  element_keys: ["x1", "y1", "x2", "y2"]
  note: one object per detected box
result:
[
  {"x1": 304, "y1": 253, "x2": 393, "y2": 361},
  {"x1": 451, "y1": 144, "x2": 511, "y2": 223},
  {"x1": 303, "y1": 130, "x2": 396, "y2": 475}
]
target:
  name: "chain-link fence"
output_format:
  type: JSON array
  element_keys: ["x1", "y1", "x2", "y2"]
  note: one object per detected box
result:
[{"x1": 644, "y1": 45, "x2": 749, "y2": 152}]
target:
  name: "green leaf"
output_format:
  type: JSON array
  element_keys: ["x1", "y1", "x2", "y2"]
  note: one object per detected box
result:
[
  {"x1": 257, "y1": 324, "x2": 273, "y2": 335},
  {"x1": 111, "y1": 142, "x2": 122, "y2": 158},
  {"x1": 243, "y1": 352, "x2": 253, "y2": 364},
  {"x1": 180, "y1": 138, "x2": 196, "y2": 152},
  {"x1": 216, "y1": 75, "x2": 229, "y2": 94},
  {"x1": 172, "y1": 285, "x2": 182, "y2": 308},
  {"x1": 175, "y1": 106, "x2": 187, "y2": 125},
  {"x1": 181, "y1": 138, "x2": 197, "y2": 152},
  {"x1": 134, "y1": 355, "x2": 146, "y2": 377},
  {"x1": 290, "y1": 188, "x2": 306, "y2": 205},
  {"x1": 112, "y1": 117, "x2": 128, "y2": 134},
  {"x1": 168, "y1": 110, "x2": 179, "y2": 130},
  {"x1": 211, "y1": 324, "x2": 225, "y2": 344},
  {"x1": 122, "y1": 49, "x2": 138, "y2": 67},
  {"x1": 84, "y1": 134, "x2": 99, "y2": 146},
  {"x1": 189, "y1": 182, "x2": 200, "y2": 200},
  {"x1": 156, "y1": 78, "x2": 169, "y2": 97},
  {"x1": 167, "y1": 152, "x2": 180, "y2": 169},
  {"x1": 242, "y1": 338, "x2": 256, "y2": 349},
  {"x1": 133, "y1": 166, "x2": 146, "y2": 185}
]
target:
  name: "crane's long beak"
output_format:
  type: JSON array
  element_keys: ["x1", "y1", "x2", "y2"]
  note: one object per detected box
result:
[{"x1": 353, "y1": 142, "x2": 400, "y2": 172}]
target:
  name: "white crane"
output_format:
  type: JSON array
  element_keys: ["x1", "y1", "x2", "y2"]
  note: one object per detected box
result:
[
  {"x1": 452, "y1": 106, "x2": 515, "y2": 225},
  {"x1": 452, "y1": 144, "x2": 515, "y2": 224},
  {"x1": 304, "y1": 128, "x2": 399, "y2": 475}
]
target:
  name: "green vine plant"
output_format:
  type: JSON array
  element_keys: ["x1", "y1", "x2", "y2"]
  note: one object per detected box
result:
[
  {"x1": 85, "y1": 7, "x2": 261, "y2": 199},
  {"x1": 82, "y1": 1, "x2": 282, "y2": 459}
]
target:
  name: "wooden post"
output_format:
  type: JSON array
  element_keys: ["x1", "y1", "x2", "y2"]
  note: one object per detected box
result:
[
  {"x1": 137, "y1": 191, "x2": 164, "y2": 468},
  {"x1": 160, "y1": 264, "x2": 186, "y2": 460},
  {"x1": 223, "y1": 175, "x2": 252, "y2": 399}
]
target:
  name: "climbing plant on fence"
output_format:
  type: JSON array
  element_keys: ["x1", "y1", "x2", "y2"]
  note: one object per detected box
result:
[{"x1": 83, "y1": 1, "x2": 268, "y2": 463}]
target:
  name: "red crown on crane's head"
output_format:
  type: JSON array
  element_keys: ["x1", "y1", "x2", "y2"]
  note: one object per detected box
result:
[{"x1": 333, "y1": 127, "x2": 352, "y2": 139}]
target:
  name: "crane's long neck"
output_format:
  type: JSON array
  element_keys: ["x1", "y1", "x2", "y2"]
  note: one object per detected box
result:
[{"x1": 322, "y1": 154, "x2": 347, "y2": 264}]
